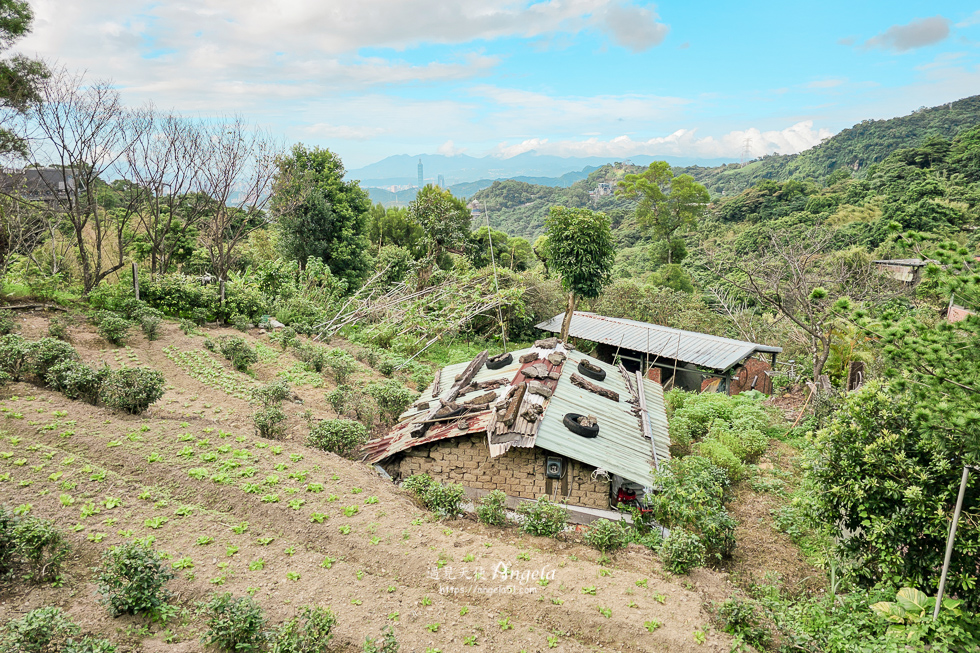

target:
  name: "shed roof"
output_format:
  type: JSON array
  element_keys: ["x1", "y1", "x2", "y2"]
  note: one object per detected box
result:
[
  {"x1": 363, "y1": 344, "x2": 669, "y2": 488},
  {"x1": 535, "y1": 312, "x2": 781, "y2": 373}
]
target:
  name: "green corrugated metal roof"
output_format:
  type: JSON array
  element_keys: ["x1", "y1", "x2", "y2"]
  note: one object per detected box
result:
[{"x1": 535, "y1": 350, "x2": 668, "y2": 488}]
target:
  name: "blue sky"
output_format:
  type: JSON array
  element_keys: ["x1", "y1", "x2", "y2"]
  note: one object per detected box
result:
[{"x1": 16, "y1": 1, "x2": 980, "y2": 168}]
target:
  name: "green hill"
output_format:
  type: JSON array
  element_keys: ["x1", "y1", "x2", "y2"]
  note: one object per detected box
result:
[{"x1": 680, "y1": 95, "x2": 980, "y2": 196}]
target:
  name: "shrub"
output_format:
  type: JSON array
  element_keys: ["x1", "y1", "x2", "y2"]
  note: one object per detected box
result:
[
  {"x1": 476, "y1": 490, "x2": 508, "y2": 527},
  {"x1": 645, "y1": 456, "x2": 736, "y2": 561},
  {"x1": 140, "y1": 315, "x2": 162, "y2": 341},
  {"x1": 98, "y1": 367, "x2": 166, "y2": 414},
  {"x1": 0, "y1": 606, "x2": 80, "y2": 653},
  {"x1": 62, "y1": 637, "x2": 119, "y2": 653},
  {"x1": 28, "y1": 337, "x2": 78, "y2": 382},
  {"x1": 517, "y1": 497, "x2": 569, "y2": 538},
  {"x1": 219, "y1": 336, "x2": 258, "y2": 372},
  {"x1": 231, "y1": 314, "x2": 251, "y2": 332},
  {"x1": 12, "y1": 516, "x2": 71, "y2": 583},
  {"x1": 0, "y1": 506, "x2": 16, "y2": 576},
  {"x1": 324, "y1": 348, "x2": 357, "y2": 384},
  {"x1": 376, "y1": 356, "x2": 396, "y2": 376},
  {"x1": 254, "y1": 406, "x2": 287, "y2": 440},
  {"x1": 270, "y1": 605, "x2": 336, "y2": 653},
  {"x1": 253, "y1": 380, "x2": 291, "y2": 407},
  {"x1": 293, "y1": 343, "x2": 328, "y2": 373},
  {"x1": 274, "y1": 327, "x2": 298, "y2": 351},
  {"x1": 718, "y1": 596, "x2": 770, "y2": 650},
  {"x1": 324, "y1": 384, "x2": 355, "y2": 416},
  {"x1": 46, "y1": 360, "x2": 107, "y2": 405},
  {"x1": 583, "y1": 519, "x2": 628, "y2": 553},
  {"x1": 96, "y1": 314, "x2": 132, "y2": 346},
  {"x1": 0, "y1": 334, "x2": 32, "y2": 381},
  {"x1": 660, "y1": 528, "x2": 705, "y2": 574},
  {"x1": 47, "y1": 317, "x2": 69, "y2": 341},
  {"x1": 402, "y1": 474, "x2": 434, "y2": 498},
  {"x1": 422, "y1": 482, "x2": 465, "y2": 519},
  {"x1": 0, "y1": 310, "x2": 16, "y2": 335},
  {"x1": 179, "y1": 319, "x2": 197, "y2": 335},
  {"x1": 307, "y1": 419, "x2": 368, "y2": 458},
  {"x1": 366, "y1": 380, "x2": 417, "y2": 424},
  {"x1": 96, "y1": 542, "x2": 175, "y2": 617},
  {"x1": 697, "y1": 439, "x2": 744, "y2": 481},
  {"x1": 200, "y1": 593, "x2": 267, "y2": 653}
]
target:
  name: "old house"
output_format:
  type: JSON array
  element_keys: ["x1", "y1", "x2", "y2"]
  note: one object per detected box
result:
[
  {"x1": 364, "y1": 339, "x2": 670, "y2": 523},
  {"x1": 536, "y1": 312, "x2": 781, "y2": 395}
]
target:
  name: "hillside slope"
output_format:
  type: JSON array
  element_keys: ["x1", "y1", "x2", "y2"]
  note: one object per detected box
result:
[
  {"x1": 0, "y1": 309, "x2": 733, "y2": 652},
  {"x1": 678, "y1": 94, "x2": 980, "y2": 196}
]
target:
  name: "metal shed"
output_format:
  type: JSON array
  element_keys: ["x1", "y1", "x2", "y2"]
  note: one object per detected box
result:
[{"x1": 535, "y1": 312, "x2": 781, "y2": 393}]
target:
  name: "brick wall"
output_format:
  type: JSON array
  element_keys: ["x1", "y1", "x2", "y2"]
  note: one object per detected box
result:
[{"x1": 383, "y1": 433, "x2": 611, "y2": 510}]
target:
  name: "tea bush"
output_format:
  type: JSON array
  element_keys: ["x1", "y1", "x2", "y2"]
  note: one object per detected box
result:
[
  {"x1": 62, "y1": 636, "x2": 119, "y2": 653},
  {"x1": 323, "y1": 348, "x2": 357, "y2": 384},
  {"x1": 0, "y1": 606, "x2": 80, "y2": 653},
  {"x1": 253, "y1": 380, "x2": 291, "y2": 407},
  {"x1": 0, "y1": 334, "x2": 31, "y2": 381},
  {"x1": 307, "y1": 419, "x2": 368, "y2": 458},
  {"x1": 254, "y1": 406, "x2": 288, "y2": 440},
  {"x1": 645, "y1": 456, "x2": 736, "y2": 561},
  {"x1": 0, "y1": 309, "x2": 16, "y2": 335},
  {"x1": 422, "y1": 482, "x2": 465, "y2": 519},
  {"x1": 140, "y1": 315, "x2": 162, "y2": 341},
  {"x1": 270, "y1": 605, "x2": 337, "y2": 653},
  {"x1": 96, "y1": 542, "x2": 175, "y2": 617},
  {"x1": 517, "y1": 497, "x2": 569, "y2": 537},
  {"x1": 660, "y1": 527, "x2": 705, "y2": 574},
  {"x1": 476, "y1": 490, "x2": 508, "y2": 526},
  {"x1": 98, "y1": 367, "x2": 166, "y2": 414},
  {"x1": 200, "y1": 593, "x2": 267, "y2": 653},
  {"x1": 366, "y1": 380, "x2": 417, "y2": 424},
  {"x1": 28, "y1": 337, "x2": 78, "y2": 382},
  {"x1": 47, "y1": 317, "x2": 69, "y2": 341},
  {"x1": 402, "y1": 473, "x2": 433, "y2": 497},
  {"x1": 583, "y1": 518, "x2": 628, "y2": 552},
  {"x1": 46, "y1": 360, "x2": 107, "y2": 405},
  {"x1": 12, "y1": 515, "x2": 71, "y2": 583},
  {"x1": 219, "y1": 336, "x2": 258, "y2": 372},
  {"x1": 95, "y1": 314, "x2": 132, "y2": 346},
  {"x1": 0, "y1": 507, "x2": 17, "y2": 577},
  {"x1": 293, "y1": 342, "x2": 328, "y2": 373}
]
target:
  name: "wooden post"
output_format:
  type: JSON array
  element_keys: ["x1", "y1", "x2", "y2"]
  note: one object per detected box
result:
[{"x1": 132, "y1": 262, "x2": 140, "y2": 301}]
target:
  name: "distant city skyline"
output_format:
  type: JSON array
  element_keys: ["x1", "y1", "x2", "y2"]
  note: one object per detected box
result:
[{"x1": 13, "y1": 1, "x2": 980, "y2": 168}]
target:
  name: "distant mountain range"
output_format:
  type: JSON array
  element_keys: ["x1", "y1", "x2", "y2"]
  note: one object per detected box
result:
[{"x1": 349, "y1": 152, "x2": 734, "y2": 195}]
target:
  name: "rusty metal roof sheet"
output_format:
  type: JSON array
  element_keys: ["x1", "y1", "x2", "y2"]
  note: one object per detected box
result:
[
  {"x1": 365, "y1": 345, "x2": 670, "y2": 488},
  {"x1": 535, "y1": 312, "x2": 781, "y2": 373}
]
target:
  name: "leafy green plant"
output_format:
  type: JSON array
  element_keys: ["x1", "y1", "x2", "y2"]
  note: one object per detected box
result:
[
  {"x1": 307, "y1": 418, "x2": 368, "y2": 458},
  {"x1": 517, "y1": 497, "x2": 569, "y2": 537},
  {"x1": 98, "y1": 367, "x2": 166, "y2": 414},
  {"x1": 96, "y1": 314, "x2": 132, "y2": 346},
  {"x1": 27, "y1": 338, "x2": 78, "y2": 383},
  {"x1": 140, "y1": 315, "x2": 162, "y2": 341},
  {"x1": 200, "y1": 593, "x2": 267, "y2": 653},
  {"x1": 365, "y1": 380, "x2": 417, "y2": 424},
  {"x1": 583, "y1": 519, "x2": 628, "y2": 552},
  {"x1": 0, "y1": 606, "x2": 80, "y2": 653},
  {"x1": 660, "y1": 527, "x2": 705, "y2": 574},
  {"x1": 96, "y1": 542, "x2": 175, "y2": 617},
  {"x1": 12, "y1": 515, "x2": 71, "y2": 583},
  {"x1": 362, "y1": 625, "x2": 399, "y2": 653},
  {"x1": 476, "y1": 490, "x2": 508, "y2": 526},
  {"x1": 219, "y1": 336, "x2": 259, "y2": 373},
  {"x1": 270, "y1": 605, "x2": 337, "y2": 653},
  {"x1": 253, "y1": 405, "x2": 287, "y2": 440}
]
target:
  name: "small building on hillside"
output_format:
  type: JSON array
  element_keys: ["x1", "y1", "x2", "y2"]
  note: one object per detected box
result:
[
  {"x1": 872, "y1": 258, "x2": 931, "y2": 285},
  {"x1": 0, "y1": 166, "x2": 77, "y2": 205},
  {"x1": 364, "y1": 339, "x2": 670, "y2": 523},
  {"x1": 536, "y1": 312, "x2": 781, "y2": 395}
]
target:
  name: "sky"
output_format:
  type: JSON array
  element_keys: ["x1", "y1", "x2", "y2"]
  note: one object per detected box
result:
[{"x1": 12, "y1": 1, "x2": 980, "y2": 169}]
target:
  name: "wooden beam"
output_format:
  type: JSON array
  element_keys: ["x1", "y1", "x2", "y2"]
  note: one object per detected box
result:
[{"x1": 571, "y1": 373, "x2": 619, "y2": 402}]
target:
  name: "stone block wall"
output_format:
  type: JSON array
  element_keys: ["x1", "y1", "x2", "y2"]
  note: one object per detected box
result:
[{"x1": 383, "y1": 432, "x2": 610, "y2": 510}]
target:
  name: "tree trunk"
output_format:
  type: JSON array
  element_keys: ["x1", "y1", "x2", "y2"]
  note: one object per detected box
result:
[
  {"x1": 813, "y1": 335, "x2": 831, "y2": 381},
  {"x1": 559, "y1": 292, "x2": 577, "y2": 342}
]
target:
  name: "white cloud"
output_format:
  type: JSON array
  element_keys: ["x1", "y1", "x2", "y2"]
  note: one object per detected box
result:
[
  {"x1": 490, "y1": 121, "x2": 833, "y2": 159},
  {"x1": 862, "y1": 16, "x2": 952, "y2": 52},
  {"x1": 437, "y1": 140, "x2": 467, "y2": 156},
  {"x1": 955, "y1": 10, "x2": 980, "y2": 28},
  {"x1": 600, "y1": 3, "x2": 669, "y2": 53}
]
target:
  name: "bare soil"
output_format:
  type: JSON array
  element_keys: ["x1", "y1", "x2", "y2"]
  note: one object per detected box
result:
[{"x1": 0, "y1": 309, "x2": 738, "y2": 652}]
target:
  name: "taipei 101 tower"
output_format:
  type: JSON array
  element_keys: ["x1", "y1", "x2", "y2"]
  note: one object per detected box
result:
[{"x1": 417, "y1": 158, "x2": 423, "y2": 188}]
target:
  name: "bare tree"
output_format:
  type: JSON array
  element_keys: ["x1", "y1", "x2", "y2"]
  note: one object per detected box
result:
[
  {"x1": 198, "y1": 117, "x2": 280, "y2": 303},
  {"x1": 706, "y1": 227, "x2": 903, "y2": 380},
  {"x1": 122, "y1": 109, "x2": 212, "y2": 275},
  {"x1": 10, "y1": 68, "x2": 144, "y2": 292}
]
